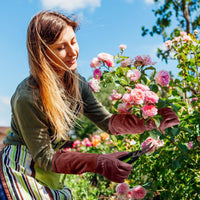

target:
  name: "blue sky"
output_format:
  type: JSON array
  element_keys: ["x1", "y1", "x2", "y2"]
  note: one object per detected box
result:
[{"x1": 0, "y1": 0, "x2": 178, "y2": 126}]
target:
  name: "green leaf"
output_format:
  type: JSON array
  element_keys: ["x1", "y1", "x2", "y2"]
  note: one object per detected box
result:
[
  {"x1": 110, "y1": 135, "x2": 118, "y2": 144},
  {"x1": 172, "y1": 159, "x2": 181, "y2": 169},
  {"x1": 154, "y1": 117, "x2": 160, "y2": 128},
  {"x1": 178, "y1": 143, "x2": 188, "y2": 153}
]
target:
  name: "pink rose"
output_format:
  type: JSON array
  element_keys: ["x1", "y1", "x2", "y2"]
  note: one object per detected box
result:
[
  {"x1": 143, "y1": 55, "x2": 153, "y2": 66},
  {"x1": 82, "y1": 138, "x2": 92, "y2": 147},
  {"x1": 187, "y1": 141, "x2": 193, "y2": 150},
  {"x1": 131, "y1": 185, "x2": 147, "y2": 200},
  {"x1": 135, "y1": 84, "x2": 150, "y2": 92},
  {"x1": 141, "y1": 137, "x2": 164, "y2": 154},
  {"x1": 117, "y1": 103, "x2": 132, "y2": 114},
  {"x1": 93, "y1": 68, "x2": 102, "y2": 80},
  {"x1": 155, "y1": 70, "x2": 170, "y2": 86},
  {"x1": 127, "y1": 69, "x2": 141, "y2": 81},
  {"x1": 116, "y1": 182, "x2": 130, "y2": 196},
  {"x1": 90, "y1": 57, "x2": 101, "y2": 68},
  {"x1": 145, "y1": 91, "x2": 159, "y2": 104},
  {"x1": 131, "y1": 88, "x2": 145, "y2": 105},
  {"x1": 97, "y1": 52, "x2": 114, "y2": 67},
  {"x1": 141, "y1": 104, "x2": 158, "y2": 119},
  {"x1": 105, "y1": 58, "x2": 115, "y2": 67},
  {"x1": 119, "y1": 44, "x2": 127, "y2": 51},
  {"x1": 72, "y1": 140, "x2": 81, "y2": 149},
  {"x1": 121, "y1": 58, "x2": 133, "y2": 67},
  {"x1": 109, "y1": 90, "x2": 123, "y2": 101},
  {"x1": 122, "y1": 93, "x2": 133, "y2": 103},
  {"x1": 135, "y1": 55, "x2": 156, "y2": 66},
  {"x1": 88, "y1": 78, "x2": 101, "y2": 92},
  {"x1": 141, "y1": 137, "x2": 156, "y2": 154}
]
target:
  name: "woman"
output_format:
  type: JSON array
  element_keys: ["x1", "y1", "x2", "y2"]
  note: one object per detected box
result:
[{"x1": 0, "y1": 10, "x2": 179, "y2": 199}]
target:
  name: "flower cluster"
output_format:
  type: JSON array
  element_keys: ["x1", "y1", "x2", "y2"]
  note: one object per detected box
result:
[
  {"x1": 116, "y1": 182, "x2": 147, "y2": 200},
  {"x1": 89, "y1": 45, "x2": 169, "y2": 121},
  {"x1": 111, "y1": 83, "x2": 159, "y2": 119},
  {"x1": 165, "y1": 31, "x2": 193, "y2": 49},
  {"x1": 65, "y1": 132, "x2": 110, "y2": 151}
]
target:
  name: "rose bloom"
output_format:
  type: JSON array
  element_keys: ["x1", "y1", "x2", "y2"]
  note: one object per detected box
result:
[
  {"x1": 97, "y1": 52, "x2": 114, "y2": 67},
  {"x1": 81, "y1": 138, "x2": 92, "y2": 147},
  {"x1": 141, "y1": 104, "x2": 158, "y2": 119},
  {"x1": 100, "y1": 132, "x2": 109, "y2": 141},
  {"x1": 135, "y1": 84, "x2": 150, "y2": 92},
  {"x1": 93, "y1": 68, "x2": 102, "y2": 80},
  {"x1": 131, "y1": 185, "x2": 147, "y2": 200},
  {"x1": 109, "y1": 90, "x2": 123, "y2": 101},
  {"x1": 135, "y1": 55, "x2": 156, "y2": 66},
  {"x1": 144, "y1": 91, "x2": 159, "y2": 104},
  {"x1": 121, "y1": 58, "x2": 133, "y2": 67},
  {"x1": 117, "y1": 103, "x2": 132, "y2": 114},
  {"x1": 88, "y1": 78, "x2": 101, "y2": 92},
  {"x1": 141, "y1": 136, "x2": 164, "y2": 154},
  {"x1": 72, "y1": 140, "x2": 81, "y2": 149},
  {"x1": 127, "y1": 69, "x2": 141, "y2": 81},
  {"x1": 122, "y1": 93, "x2": 133, "y2": 103},
  {"x1": 90, "y1": 57, "x2": 101, "y2": 68},
  {"x1": 131, "y1": 88, "x2": 145, "y2": 105},
  {"x1": 187, "y1": 141, "x2": 193, "y2": 150},
  {"x1": 92, "y1": 135, "x2": 101, "y2": 147},
  {"x1": 155, "y1": 70, "x2": 170, "y2": 86},
  {"x1": 116, "y1": 182, "x2": 130, "y2": 196},
  {"x1": 119, "y1": 44, "x2": 127, "y2": 51}
]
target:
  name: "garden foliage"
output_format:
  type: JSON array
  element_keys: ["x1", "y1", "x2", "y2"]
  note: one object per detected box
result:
[{"x1": 67, "y1": 31, "x2": 200, "y2": 200}]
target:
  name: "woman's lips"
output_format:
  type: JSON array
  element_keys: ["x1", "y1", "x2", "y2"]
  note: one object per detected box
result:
[{"x1": 66, "y1": 58, "x2": 76, "y2": 65}]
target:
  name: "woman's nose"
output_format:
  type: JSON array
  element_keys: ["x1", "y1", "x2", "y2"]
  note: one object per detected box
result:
[{"x1": 67, "y1": 45, "x2": 77, "y2": 57}]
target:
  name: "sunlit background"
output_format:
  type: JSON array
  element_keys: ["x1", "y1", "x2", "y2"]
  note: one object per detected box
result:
[{"x1": 0, "y1": 0, "x2": 178, "y2": 126}]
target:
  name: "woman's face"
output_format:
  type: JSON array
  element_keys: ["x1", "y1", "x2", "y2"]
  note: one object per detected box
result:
[{"x1": 47, "y1": 25, "x2": 79, "y2": 74}]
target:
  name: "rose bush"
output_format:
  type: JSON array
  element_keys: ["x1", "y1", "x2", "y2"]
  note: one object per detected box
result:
[
  {"x1": 86, "y1": 30, "x2": 200, "y2": 200},
  {"x1": 64, "y1": 31, "x2": 199, "y2": 200}
]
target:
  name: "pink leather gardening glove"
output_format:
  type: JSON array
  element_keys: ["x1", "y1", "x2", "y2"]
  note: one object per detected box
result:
[
  {"x1": 109, "y1": 107, "x2": 179, "y2": 135},
  {"x1": 52, "y1": 150, "x2": 132, "y2": 183}
]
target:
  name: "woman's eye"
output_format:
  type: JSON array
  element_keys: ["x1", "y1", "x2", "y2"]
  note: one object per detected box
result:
[{"x1": 57, "y1": 46, "x2": 65, "y2": 51}]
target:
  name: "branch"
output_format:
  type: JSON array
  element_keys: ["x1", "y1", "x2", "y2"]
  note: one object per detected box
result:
[{"x1": 181, "y1": 0, "x2": 191, "y2": 33}]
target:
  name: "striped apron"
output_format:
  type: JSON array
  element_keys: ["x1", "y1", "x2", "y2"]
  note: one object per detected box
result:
[{"x1": 0, "y1": 145, "x2": 72, "y2": 200}]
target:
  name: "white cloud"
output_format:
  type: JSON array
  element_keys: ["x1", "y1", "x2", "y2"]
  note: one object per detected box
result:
[
  {"x1": 0, "y1": 96, "x2": 10, "y2": 106},
  {"x1": 41, "y1": 0, "x2": 101, "y2": 12},
  {"x1": 0, "y1": 96, "x2": 11, "y2": 126},
  {"x1": 145, "y1": 0, "x2": 154, "y2": 4}
]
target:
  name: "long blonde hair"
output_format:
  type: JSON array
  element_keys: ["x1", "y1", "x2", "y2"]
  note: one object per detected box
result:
[{"x1": 27, "y1": 10, "x2": 83, "y2": 141}]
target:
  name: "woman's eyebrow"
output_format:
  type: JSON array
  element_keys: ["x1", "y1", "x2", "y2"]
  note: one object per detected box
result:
[{"x1": 51, "y1": 36, "x2": 77, "y2": 47}]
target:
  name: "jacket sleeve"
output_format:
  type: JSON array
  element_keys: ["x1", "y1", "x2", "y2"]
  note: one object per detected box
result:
[
  {"x1": 80, "y1": 76, "x2": 112, "y2": 133},
  {"x1": 11, "y1": 92, "x2": 55, "y2": 172}
]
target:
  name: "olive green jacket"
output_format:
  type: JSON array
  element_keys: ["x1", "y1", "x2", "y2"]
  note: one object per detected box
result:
[{"x1": 3, "y1": 75, "x2": 112, "y2": 172}]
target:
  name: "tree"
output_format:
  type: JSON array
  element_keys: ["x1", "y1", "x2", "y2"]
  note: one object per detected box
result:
[{"x1": 142, "y1": 0, "x2": 200, "y2": 62}]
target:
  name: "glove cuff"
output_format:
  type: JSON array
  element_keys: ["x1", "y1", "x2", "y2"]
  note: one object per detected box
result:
[{"x1": 52, "y1": 150, "x2": 98, "y2": 174}]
